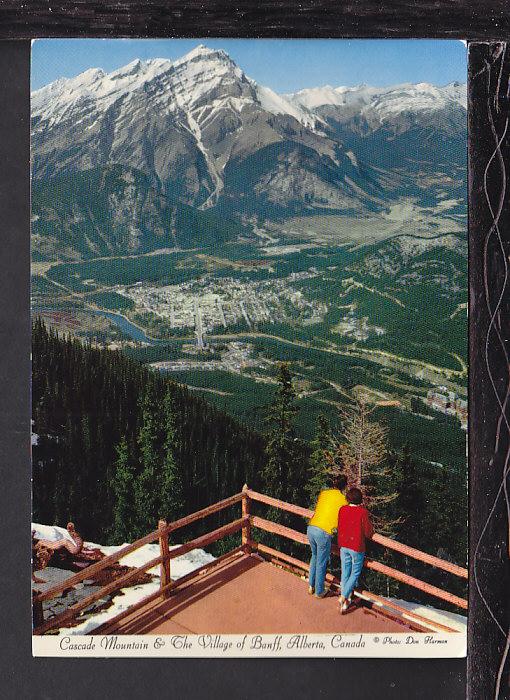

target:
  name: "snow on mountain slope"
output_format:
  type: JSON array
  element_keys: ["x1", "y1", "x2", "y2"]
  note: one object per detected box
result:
[
  {"x1": 367, "y1": 82, "x2": 467, "y2": 120},
  {"x1": 287, "y1": 84, "x2": 379, "y2": 110},
  {"x1": 253, "y1": 82, "x2": 322, "y2": 129},
  {"x1": 287, "y1": 81, "x2": 467, "y2": 118},
  {"x1": 32, "y1": 45, "x2": 319, "y2": 133},
  {"x1": 32, "y1": 59, "x2": 172, "y2": 128},
  {"x1": 440, "y1": 81, "x2": 468, "y2": 108},
  {"x1": 32, "y1": 522, "x2": 215, "y2": 635},
  {"x1": 34, "y1": 46, "x2": 465, "y2": 142},
  {"x1": 31, "y1": 45, "x2": 466, "y2": 215}
]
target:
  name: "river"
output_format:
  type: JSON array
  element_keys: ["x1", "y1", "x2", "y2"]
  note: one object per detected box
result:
[
  {"x1": 34, "y1": 307, "x2": 167, "y2": 345},
  {"x1": 90, "y1": 310, "x2": 168, "y2": 344}
]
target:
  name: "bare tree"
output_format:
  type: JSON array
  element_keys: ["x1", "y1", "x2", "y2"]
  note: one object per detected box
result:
[{"x1": 332, "y1": 398, "x2": 400, "y2": 534}]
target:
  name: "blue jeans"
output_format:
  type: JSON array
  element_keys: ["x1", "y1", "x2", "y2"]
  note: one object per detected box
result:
[
  {"x1": 340, "y1": 547, "x2": 365, "y2": 600},
  {"x1": 307, "y1": 525, "x2": 332, "y2": 595}
]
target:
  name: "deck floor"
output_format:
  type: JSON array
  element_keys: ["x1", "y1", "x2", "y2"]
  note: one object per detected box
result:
[{"x1": 99, "y1": 553, "x2": 409, "y2": 635}]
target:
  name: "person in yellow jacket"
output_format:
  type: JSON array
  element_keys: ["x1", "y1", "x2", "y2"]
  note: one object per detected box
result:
[{"x1": 307, "y1": 474, "x2": 348, "y2": 598}]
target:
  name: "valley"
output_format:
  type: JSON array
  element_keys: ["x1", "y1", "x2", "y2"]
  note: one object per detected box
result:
[
  {"x1": 31, "y1": 45, "x2": 468, "y2": 479},
  {"x1": 33, "y1": 218, "x2": 467, "y2": 473}
]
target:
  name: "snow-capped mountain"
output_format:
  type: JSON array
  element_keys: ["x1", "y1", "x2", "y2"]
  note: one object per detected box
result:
[
  {"x1": 32, "y1": 46, "x2": 320, "y2": 135},
  {"x1": 32, "y1": 45, "x2": 340, "y2": 213},
  {"x1": 31, "y1": 44, "x2": 467, "y2": 229},
  {"x1": 287, "y1": 85, "x2": 467, "y2": 190},
  {"x1": 287, "y1": 81, "x2": 466, "y2": 118}
]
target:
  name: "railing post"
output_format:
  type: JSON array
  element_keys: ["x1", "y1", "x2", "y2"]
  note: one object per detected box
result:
[
  {"x1": 242, "y1": 484, "x2": 251, "y2": 553},
  {"x1": 32, "y1": 591, "x2": 44, "y2": 628},
  {"x1": 158, "y1": 519, "x2": 171, "y2": 598}
]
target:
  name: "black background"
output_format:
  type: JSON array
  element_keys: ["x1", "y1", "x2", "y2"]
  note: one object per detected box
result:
[
  {"x1": 1, "y1": 3, "x2": 509, "y2": 697},
  {"x1": 0, "y1": 1, "x2": 508, "y2": 39},
  {"x1": 468, "y1": 42, "x2": 510, "y2": 700}
]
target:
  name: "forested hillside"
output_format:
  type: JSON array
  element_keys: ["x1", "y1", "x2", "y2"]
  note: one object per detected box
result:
[
  {"x1": 32, "y1": 319, "x2": 466, "y2": 603},
  {"x1": 32, "y1": 318, "x2": 265, "y2": 543},
  {"x1": 32, "y1": 164, "x2": 250, "y2": 262}
]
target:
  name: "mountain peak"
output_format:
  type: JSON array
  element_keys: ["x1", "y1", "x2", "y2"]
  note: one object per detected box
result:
[
  {"x1": 175, "y1": 44, "x2": 230, "y2": 66},
  {"x1": 80, "y1": 67, "x2": 106, "y2": 80},
  {"x1": 192, "y1": 43, "x2": 211, "y2": 54},
  {"x1": 109, "y1": 58, "x2": 144, "y2": 79}
]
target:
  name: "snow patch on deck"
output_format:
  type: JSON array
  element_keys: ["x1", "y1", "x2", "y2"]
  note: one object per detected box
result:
[
  {"x1": 32, "y1": 523, "x2": 215, "y2": 635},
  {"x1": 33, "y1": 524, "x2": 466, "y2": 636},
  {"x1": 388, "y1": 598, "x2": 467, "y2": 632}
]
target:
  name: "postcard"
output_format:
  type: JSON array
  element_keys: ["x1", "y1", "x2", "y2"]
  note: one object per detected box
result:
[{"x1": 30, "y1": 38, "x2": 468, "y2": 657}]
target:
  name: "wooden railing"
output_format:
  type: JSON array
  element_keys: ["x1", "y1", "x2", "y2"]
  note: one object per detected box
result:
[
  {"x1": 244, "y1": 488, "x2": 468, "y2": 610},
  {"x1": 33, "y1": 486, "x2": 467, "y2": 635},
  {"x1": 33, "y1": 493, "x2": 245, "y2": 635}
]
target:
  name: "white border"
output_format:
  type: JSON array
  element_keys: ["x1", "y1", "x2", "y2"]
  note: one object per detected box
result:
[{"x1": 33, "y1": 632, "x2": 466, "y2": 658}]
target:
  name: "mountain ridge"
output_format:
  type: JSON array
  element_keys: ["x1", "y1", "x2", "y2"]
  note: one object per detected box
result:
[
  {"x1": 31, "y1": 164, "x2": 250, "y2": 261},
  {"x1": 33, "y1": 46, "x2": 466, "y2": 122},
  {"x1": 31, "y1": 45, "x2": 467, "y2": 222}
]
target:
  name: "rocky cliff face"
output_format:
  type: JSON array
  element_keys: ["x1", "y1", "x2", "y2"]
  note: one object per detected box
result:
[
  {"x1": 32, "y1": 45, "x2": 466, "y2": 223},
  {"x1": 31, "y1": 44, "x2": 467, "y2": 263},
  {"x1": 32, "y1": 46, "x2": 330, "y2": 210}
]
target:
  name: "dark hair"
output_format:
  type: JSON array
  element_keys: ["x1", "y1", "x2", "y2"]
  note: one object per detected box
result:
[
  {"x1": 330, "y1": 474, "x2": 347, "y2": 491},
  {"x1": 346, "y1": 487, "x2": 363, "y2": 505}
]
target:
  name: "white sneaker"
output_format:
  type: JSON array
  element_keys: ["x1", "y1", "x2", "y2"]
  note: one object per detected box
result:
[{"x1": 341, "y1": 597, "x2": 351, "y2": 613}]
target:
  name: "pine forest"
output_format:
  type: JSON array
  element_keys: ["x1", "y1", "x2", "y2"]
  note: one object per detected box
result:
[{"x1": 32, "y1": 318, "x2": 467, "y2": 603}]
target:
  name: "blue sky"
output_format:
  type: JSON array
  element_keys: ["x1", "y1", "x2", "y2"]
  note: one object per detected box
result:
[{"x1": 32, "y1": 39, "x2": 466, "y2": 93}]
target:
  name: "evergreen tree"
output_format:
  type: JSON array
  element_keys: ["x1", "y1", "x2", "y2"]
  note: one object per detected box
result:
[
  {"x1": 391, "y1": 444, "x2": 429, "y2": 597},
  {"x1": 423, "y1": 464, "x2": 467, "y2": 566},
  {"x1": 111, "y1": 436, "x2": 137, "y2": 543},
  {"x1": 260, "y1": 362, "x2": 309, "y2": 554},
  {"x1": 160, "y1": 387, "x2": 184, "y2": 522},
  {"x1": 262, "y1": 362, "x2": 300, "y2": 502},
  {"x1": 395, "y1": 444, "x2": 423, "y2": 546},
  {"x1": 32, "y1": 320, "x2": 277, "y2": 543},
  {"x1": 306, "y1": 413, "x2": 334, "y2": 505},
  {"x1": 367, "y1": 446, "x2": 405, "y2": 597},
  {"x1": 134, "y1": 384, "x2": 163, "y2": 535}
]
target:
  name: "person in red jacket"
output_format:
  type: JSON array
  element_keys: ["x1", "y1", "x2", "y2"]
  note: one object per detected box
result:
[{"x1": 337, "y1": 487, "x2": 374, "y2": 613}]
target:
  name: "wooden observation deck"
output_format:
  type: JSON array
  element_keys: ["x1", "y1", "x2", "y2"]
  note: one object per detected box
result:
[{"x1": 33, "y1": 487, "x2": 467, "y2": 636}]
